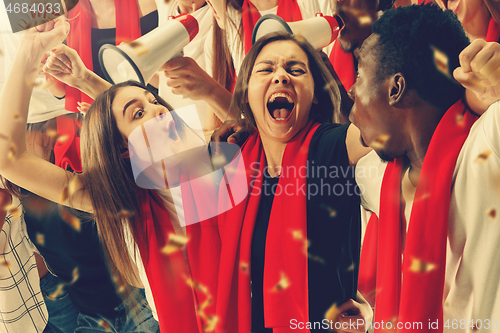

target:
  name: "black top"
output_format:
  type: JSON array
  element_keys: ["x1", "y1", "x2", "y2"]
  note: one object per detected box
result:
[
  {"x1": 22, "y1": 193, "x2": 122, "y2": 314},
  {"x1": 91, "y1": 10, "x2": 158, "y2": 81},
  {"x1": 250, "y1": 123, "x2": 361, "y2": 332}
]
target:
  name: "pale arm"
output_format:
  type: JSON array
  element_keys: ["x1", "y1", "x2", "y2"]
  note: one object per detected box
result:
[
  {"x1": 0, "y1": 20, "x2": 92, "y2": 213},
  {"x1": 346, "y1": 124, "x2": 372, "y2": 166}
]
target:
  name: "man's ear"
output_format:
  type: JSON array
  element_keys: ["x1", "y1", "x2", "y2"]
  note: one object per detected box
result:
[
  {"x1": 388, "y1": 73, "x2": 406, "y2": 106},
  {"x1": 120, "y1": 141, "x2": 130, "y2": 159}
]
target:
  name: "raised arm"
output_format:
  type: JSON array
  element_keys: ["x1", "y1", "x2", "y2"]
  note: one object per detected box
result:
[
  {"x1": 0, "y1": 19, "x2": 92, "y2": 213},
  {"x1": 43, "y1": 44, "x2": 112, "y2": 99}
]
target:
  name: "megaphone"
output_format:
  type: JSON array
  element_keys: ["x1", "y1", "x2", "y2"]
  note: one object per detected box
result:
[
  {"x1": 99, "y1": 14, "x2": 199, "y2": 85},
  {"x1": 252, "y1": 13, "x2": 341, "y2": 49}
]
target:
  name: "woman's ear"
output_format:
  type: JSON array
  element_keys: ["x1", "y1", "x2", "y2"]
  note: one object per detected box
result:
[{"x1": 120, "y1": 141, "x2": 130, "y2": 159}]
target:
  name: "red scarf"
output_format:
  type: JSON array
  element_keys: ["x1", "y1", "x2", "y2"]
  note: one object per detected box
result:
[
  {"x1": 361, "y1": 100, "x2": 477, "y2": 332},
  {"x1": 242, "y1": 0, "x2": 302, "y2": 54},
  {"x1": 486, "y1": 16, "x2": 500, "y2": 42},
  {"x1": 135, "y1": 189, "x2": 203, "y2": 333},
  {"x1": 328, "y1": 41, "x2": 356, "y2": 92},
  {"x1": 215, "y1": 121, "x2": 319, "y2": 332},
  {"x1": 55, "y1": 0, "x2": 141, "y2": 173}
]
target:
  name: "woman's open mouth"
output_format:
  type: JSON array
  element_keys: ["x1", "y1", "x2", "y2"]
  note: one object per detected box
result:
[
  {"x1": 167, "y1": 119, "x2": 180, "y2": 141},
  {"x1": 267, "y1": 92, "x2": 295, "y2": 122}
]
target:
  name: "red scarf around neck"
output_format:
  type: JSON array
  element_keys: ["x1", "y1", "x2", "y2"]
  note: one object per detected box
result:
[
  {"x1": 135, "y1": 189, "x2": 203, "y2": 333},
  {"x1": 486, "y1": 16, "x2": 500, "y2": 42},
  {"x1": 328, "y1": 41, "x2": 357, "y2": 92},
  {"x1": 215, "y1": 121, "x2": 320, "y2": 332},
  {"x1": 361, "y1": 100, "x2": 477, "y2": 333},
  {"x1": 242, "y1": 0, "x2": 302, "y2": 54},
  {"x1": 55, "y1": 0, "x2": 141, "y2": 173}
]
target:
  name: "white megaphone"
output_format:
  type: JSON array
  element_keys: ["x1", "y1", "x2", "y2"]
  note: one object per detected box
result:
[
  {"x1": 99, "y1": 14, "x2": 199, "y2": 85},
  {"x1": 252, "y1": 13, "x2": 341, "y2": 49}
]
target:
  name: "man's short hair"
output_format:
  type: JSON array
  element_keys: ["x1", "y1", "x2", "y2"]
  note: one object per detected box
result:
[{"x1": 372, "y1": 4, "x2": 470, "y2": 110}]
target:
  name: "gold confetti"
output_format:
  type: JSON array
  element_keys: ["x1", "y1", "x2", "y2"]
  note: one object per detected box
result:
[
  {"x1": 129, "y1": 41, "x2": 149, "y2": 57},
  {"x1": 409, "y1": 258, "x2": 437, "y2": 273},
  {"x1": 60, "y1": 208, "x2": 81, "y2": 232},
  {"x1": 0, "y1": 259, "x2": 11, "y2": 270},
  {"x1": 211, "y1": 154, "x2": 227, "y2": 168},
  {"x1": 185, "y1": 277, "x2": 209, "y2": 294},
  {"x1": 240, "y1": 262, "x2": 249, "y2": 274},
  {"x1": 346, "y1": 263, "x2": 355, "y2": 271},
  {"x1": 3, "y1": 202, "x2": 21, "y2": 218},
  {"x1": 292, "y1": 230, "x2": 304, "y2": 240},
  {"x1": 60, "y1": 177, "x2": 83, "y2": 203},
  {"x1": 203, "y1": 315, "x2": 219, "y2": 332},
  {"x1": 12, "y1": 112, "x2": 20, "y2": 119},
  {"x1": 487, "y1": 208, "x2": 496, "y2": 219},
  {"x1": 162, "y1": 233, "x2": 189, "y2": 255},
  {"x1": 475, "y1": 150, "x2": 492, "y2": 163},
  {"x1": 324, "y1": 303, "x2": 340, "y2": 321},
  {"x1": 370, "y1": 134, "x2": 390, "y2": 150},
  {"x1": 198, "y1": 296, "x2": 212, "y2": 312},
  {"x1": 69, "y1": 267, "x2": 79, "y2": 284},
  {"x1": 7, "y1": 144, "x2": 17, "y2": 161},
  {"x1": 97, "y1": 319, "x2": 111, "y2": 331},
  {"x1": 358, "y1": 15, "x2": 372, "y2": 26},
  {"x1": 57, "y1": 135, "x2": 69, "y2": 143},
  {"x1": 113, "y1": 276, "x2": 127, "y2": 294},
  {"x1": 431, "y1": 45, "x2": 451, "y2": 78},
  {"x1": 271, "y1": 272, "x2": 290, "y2": 292},
  {"x1": 456, "y1": 113, "x2": 464, "y2": 126},
  {"x1": 415, "y1": 191, "x2": 430, "y2": 202},
  {"x1": 326, "y1": 206, "x2": 337, "y2": 218},
  {"x1": 47, "y1": 283, "x2": 65, "y2": 300},
  {"x1": 46, "y1": 129, "x2": 58, "y2": 138},
  {"x1": 36, "y1": 233, "x2": 45, "y2": 246}
]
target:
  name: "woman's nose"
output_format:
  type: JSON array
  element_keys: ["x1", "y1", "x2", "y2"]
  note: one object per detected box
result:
[{"x1": 273, "y1": 69, "x2": 289, "y2": 85}]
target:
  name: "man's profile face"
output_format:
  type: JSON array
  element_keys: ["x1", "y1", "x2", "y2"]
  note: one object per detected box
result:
[
  {"x1": 348, "y1": 34, "x2": 407, "y2": 162},
  {"x1": 333, "y1": 0, "x2": 379, "y2": 53}
]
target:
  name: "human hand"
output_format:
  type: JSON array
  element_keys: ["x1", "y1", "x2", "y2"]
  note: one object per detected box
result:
[
  {"x1": 325, "y1": 296, "x2": 373, "y2": 333},
  {"x1": 21, "y1": 17, "x2": 70, "y2": 59},
  {"x1": 210, "y1": 119, "x2": 253, "y2": 146},
  {"x1": 43, "y1": 44, "x2": 88, "y2": 88},
  {"x1": 163, "y1": 56, "x2": 216, "y2": 100},
  {"x1": 454, "y1": 39, "x2": 500, "y2": 113}
]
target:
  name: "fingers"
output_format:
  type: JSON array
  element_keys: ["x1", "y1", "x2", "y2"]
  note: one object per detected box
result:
[
  {"x1": 459, "y1": 39, "x2": 500, "y2": 86},
  {"x1": 453, "y1": 67, "x2": 489, "y2": 93},
  {"x1": 77, "y1": 102, "x2": 91, "y2": 114}
]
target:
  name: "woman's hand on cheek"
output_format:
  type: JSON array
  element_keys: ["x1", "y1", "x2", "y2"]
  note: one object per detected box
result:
[{"x1": 163, "y1": 56, "x2": 216, "y2": 100}]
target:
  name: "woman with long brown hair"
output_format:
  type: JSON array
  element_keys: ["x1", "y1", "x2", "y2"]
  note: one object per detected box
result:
[{"x1": 0, "y1": 18, "x2": 218, "y2": 333}]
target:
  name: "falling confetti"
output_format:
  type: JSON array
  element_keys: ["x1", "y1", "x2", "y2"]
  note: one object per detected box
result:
[
  {"x1": 487, "y1": 208, "x2": 496, "y2": 219},
  {"x1": 0, "y1": 259, "x2": 11, "y2": 270},
  {"x1": 370, "y1": 134, "x2": 390, "y2": 150},
  {"x1": 415, "y1": 191, "x2": 431, "y2": 202},
  {"x1": 240, "y1": 262, "x2": 249, "y2": 274},
  {"x1": 12, "y1": 112, "x2": 20, "y2": 120},
  {"x1": 60, "y1": 177, "x2": 83, "y2": 203},
  {"x1": 3, "y1": 202, "x2": 21, "y2": 218},
  {"x1": 47, "y1": 283, "x2": 65, "y2": 300},
  {"x1": 292, "y1": 230, "x2": 304, "y2": 240},
  {"x1": 57, "y1": 135, "x2": 70, "y2": 143},
  {"x1": 97, "y1": 319, "x2": 111, "y2": 331},
  {"x1": 198, "y1": 296, "x2": 212, "y2": 312},
  {"x1": 185, "y1": 277, "x2": 209, "y2": 294},
  {"x1": 346, "y1": 263, "x2": 355, "y2": 271},
  {"x1": 271, "y1": 272, "x2": 291, "y2": 292},
  {"x1": 60, "y1": 208, "x2": 81, "y2": 232},
  {"x1": 475, "y1": 150, "x2": 492, "y2": 163},
  {"x1": 69, "y1": 267, "x2": 79, "y2": 285},
  {"x1": 46, "y1": 129, "x2": 58, "y2": 138},
  {"x1": 7, "y1": 144, "x2": 17, "y2": 161},
  {"x1": 358, "y1": 15, "x2": 372, "y2": 26},
  {"x1": 162, "y1": 233, "x2": 189, "y2": 255},
  {"x1": 129, "y1": 41, "x2": 149, "y2": 57},
  {"x1": 212, "y1": 153, "x2": 227, "y2": 168},
  {"x1": 431, "y1": 45, "x2": 451, "y2": 79},
  {"x1": 409, "y1": 258, "x2": 437, "y2": 273},
  {"x1": 203, "y1": 315, "x2": 219, "y2": 332},
  {"x1": 36, "y1": 233, "x2": 45, "y2": 246},
  {"x1": 324, "y1": 303, "x2": 340, "y2": 321}
]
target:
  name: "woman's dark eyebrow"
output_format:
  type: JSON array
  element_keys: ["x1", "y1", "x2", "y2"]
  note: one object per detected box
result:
[
  {"x1": 123, "y1": 90, "x2": 151, "y2": 116},
  {"x1": 287, "y1": 60, "x2": 306, "y2": 67},
  {"x1": 255, "y1": 60, "x2": 275, "y2": 66}
]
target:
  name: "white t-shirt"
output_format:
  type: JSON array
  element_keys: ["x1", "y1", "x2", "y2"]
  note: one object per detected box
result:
[
  {"x1": 356, "y1": 101, "x2": 500, "y2": 330},
  {"x1": 156, "y1": 1, "x2": 214, "y2": 127}
]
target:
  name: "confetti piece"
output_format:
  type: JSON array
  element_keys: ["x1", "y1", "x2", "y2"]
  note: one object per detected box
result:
[
  {"x1": 12, "y1": 112, "x2": 20, "y2": 120},
  {"x1": 487, "y1": 208, "x2": 496, "y2": 219},
  {"x1": 60, "y1": 177, "x2": 83, "y2": 203},
  {"x1": 212, "y1": 154, "x2": 227, "y2": 167},
  {"x1": 97, "y1": 319, "x2": 111, "y2": 331},
  {"x1": 431, "y1": 45, "x2": 451, "y2": 78},
  {"x1": 346, "y1": 263, "x2": 355, "y2": 271},
  {"x1": 129, "y1": 41, "x2": 149, "y2": 57},
  {"x1": 113, "y1": 275, "x2": 127, "y2": 293},
  {"x1": 60, "y1": 208, "x2": 81, "y2": 232},
  {"x1": 46, "y1": 129, "x2": 58, "y2": 138},
  {"x1": 409, "y1": 258, "x2": 437, "y2": 273},
  {"x1": 324, "y1": 303, "x2": 340, "y2": 321},
  {"x1": 57, "y1": 135, "x2": 69, "y2": 143},
  {"x1": 7, "y1": 144, "x2": 17, "y2": 161},
  {"x1": 271, "y1": 272, "x2": 290, "y2": 292},
  {"x1": 415, "y1": 191, "x2": 430, "y2": 202},
  {"x1": 198, "y1": 296, "x2": 212, "y2": 312},
  {"x1": 3, "y1": 202, "x2": 21, "y2": 218},
  {"x1": 185, "y1": 277, "x2": 209, "y2": 294},
  {"x1": 204, "y1": 315, "x2": 219, "y2": 332},
  {"x1": 36, "y1": 233, "x2": 45, "y2": 246},
  {"x1": 0, "y1": 259, "x2": 11, "y2": 270},
  {"x1": 370, "y1": 134, "x2": 390, "y2": 150},
  {"x1": 69, "y1": 267, "x2": 79, "y2": 285},
  {"x1": 162, "y1": 233, "x2": 189, "y2": 255},
  {"x1": 47, "y1": 283, "x2": 65, "y2": 300},
  {"x1": 475, "y1": 150, "x2": 492, "y2": 163},
  {"x1": 358, "y1": 15, "x2": 372, "y2": 26},
  {"x1": 240, "y1": 262, "x2": 249, "y2": 274},
  {"x1": 292, "y1": 230, "x2": 304, "y2": 240}
]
